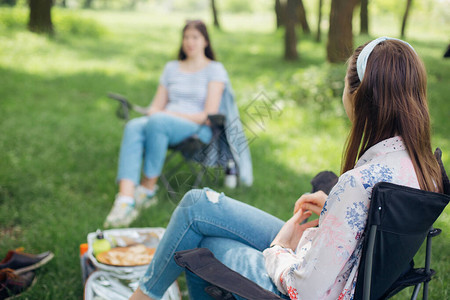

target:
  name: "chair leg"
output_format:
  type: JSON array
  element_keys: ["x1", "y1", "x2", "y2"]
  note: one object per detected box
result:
[
  {"x1": 423, "y1": 228, "x2": 434, "y2": 300},
  {"x1": 410, "y1": 283, "x2": 421, "y2": 300},
  {"x1": 423, "y1": 282, "x2": 429, "y2": 300}
]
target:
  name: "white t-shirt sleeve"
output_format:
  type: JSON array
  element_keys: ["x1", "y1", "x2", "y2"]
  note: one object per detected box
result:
[
  {"x1": 159, "y1": 61, "x2": 175, "y2": 88},
  {"x1": 208, "y1": 62, "x2": 228, "y2": 83}
]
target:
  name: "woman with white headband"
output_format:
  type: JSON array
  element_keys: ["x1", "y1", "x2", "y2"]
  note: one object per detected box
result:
[{"x1": 130, "y1": 38, "x2": 443, "y2": 300}]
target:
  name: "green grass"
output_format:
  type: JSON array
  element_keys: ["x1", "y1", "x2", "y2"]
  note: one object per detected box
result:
[{"x1": 0, "y1": 7, "x2": 449, "y2": 300}]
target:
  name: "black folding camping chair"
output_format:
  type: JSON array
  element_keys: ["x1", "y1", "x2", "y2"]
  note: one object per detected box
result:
[
  {"x1": 108, "y1": 93, "x2": 232, "y2": 198},
  {"x1": 174, "y1": 150, "x2": 449, "y2": 300}
]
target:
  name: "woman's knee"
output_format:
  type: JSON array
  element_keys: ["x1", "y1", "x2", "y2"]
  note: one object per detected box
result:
[
  {"x1": 146, "y1": 113, "x2": 170, "y2": 132},
  {"x1": 124, "y1": 117, "x2": 147, "y2": 134},
  {"x1": 178, "y1": 188, "x2": 223, "y2": 210},
  {"x1": 178, "y1": 189, "x2": 205, "y2": 208}
]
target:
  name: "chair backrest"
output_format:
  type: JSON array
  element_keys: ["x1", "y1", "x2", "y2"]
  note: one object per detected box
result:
[{"x1": 354, "y1": 182, "x2": 450, "y2": 300}]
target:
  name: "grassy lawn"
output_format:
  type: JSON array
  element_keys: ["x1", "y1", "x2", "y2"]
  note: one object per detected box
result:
[{"x1": 0, "y1": 6, "x2": 449, "y2": 299}]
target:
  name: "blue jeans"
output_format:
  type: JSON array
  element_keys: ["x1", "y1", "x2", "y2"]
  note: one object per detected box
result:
[
  {"x1": 117, "y1": 113, "x2": 212, "y2": 185},
  {"x1": 139, "y1": 188, "x2": 288, "y2": 300}
]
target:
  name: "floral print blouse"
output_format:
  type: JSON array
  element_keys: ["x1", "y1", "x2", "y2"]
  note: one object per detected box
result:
[{"x1": 263, "y1": 136, "x2": 420, "y2": 300}]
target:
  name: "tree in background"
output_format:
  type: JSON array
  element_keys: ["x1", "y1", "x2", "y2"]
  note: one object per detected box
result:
[
  {"x1": 401, "y1": 0, "x2": 412, "y2": 38},
  {"x1": 275, "y1": 0, "x2": 285, "y2": 28},
  {"x1": 127, "y1": 0, "x2": 139, "y2": 10},
  {"x1": 83, "y1": 0, "x2": 94, "y2": 9},
  {"x1": 0, "y1": 0, "x2": 16, "y2": 6},
  {"x1": 284, "y1": 0, "x2": 298, "y2": 60},
  {"x1": 28, "y1": 0, "x2": 53, "y2": 34},
  {"x1": 297, "y1": 0, "x2": 310, "y2": 34},
  {"x1": 276, "y1": 0, "x2": 307, "y2": 60},
  {"x1": 211, "y1": 0, "x2": 220, "y2": 29},
  {"x1": 360, "y1": 0, "x2": 369, "y2": 34},
  {"x1": 275, "y1": 0, "x2": 309, "y2": 34},
  {"x1": 316, "y1": 0, "x2": 323, "y2": 42},
  {"x1": 327, "y1": 0, "x2": 359, "y2": 63}
]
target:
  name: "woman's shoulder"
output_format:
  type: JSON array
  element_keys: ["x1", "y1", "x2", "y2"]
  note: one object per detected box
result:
[
  {"x1": 339, "y1": 151, "x2": 417, "y2": 196},
  {"x1": 343, "y1": 161, "x2": 391, "y2": 189},
  {"x1": 206, "y1": 61, "x2": 229, "y2": 82},
  {"x1": 209, "y1": 60, "x2": 224, "y2": 67},
  {"x1": 334, "y1": 169, "x2": 367, "y2": 194}
]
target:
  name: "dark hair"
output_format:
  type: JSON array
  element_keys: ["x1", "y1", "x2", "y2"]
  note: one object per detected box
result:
[
  {"x1": 178, "y1": 20, "x2": 216, "y2": 61},
  {"x1": 342, "y1": 39, "x2": 443, "y2": 193}
]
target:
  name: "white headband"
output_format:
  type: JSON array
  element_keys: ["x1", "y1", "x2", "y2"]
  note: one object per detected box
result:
[{"x1": 356, "y1": 36, "x2": 416, "y2": 81}]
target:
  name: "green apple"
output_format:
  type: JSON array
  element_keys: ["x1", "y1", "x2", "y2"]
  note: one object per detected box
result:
[{"x1": 93, "y1": 238, "x2": 111, "y2": 256}]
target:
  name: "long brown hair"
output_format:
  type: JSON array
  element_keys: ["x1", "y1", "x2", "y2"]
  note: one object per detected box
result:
[
  {"x1": 178, "y1": 20, "x2": 216, "y2": 61},
  {"x1": 342, "y1": 39, "x2": 443, "y2": 193}
]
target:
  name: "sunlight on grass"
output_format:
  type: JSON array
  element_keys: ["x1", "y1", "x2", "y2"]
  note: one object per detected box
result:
[{"x1": 0, "y1": 5, "x2": 449, "y2": 299}]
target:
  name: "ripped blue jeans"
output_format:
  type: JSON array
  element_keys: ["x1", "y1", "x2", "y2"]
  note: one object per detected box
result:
[{"x1": 139, "y1": 188, "x2": 288, "y2": 300}]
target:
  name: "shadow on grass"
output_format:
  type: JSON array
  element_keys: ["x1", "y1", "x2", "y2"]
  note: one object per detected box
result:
[
  {"x1": 0, "y1": 63, "x2": 320, "y2": 298},
  {"x1": 0, "y1": 26, "x2": 448, "y2": 299}
]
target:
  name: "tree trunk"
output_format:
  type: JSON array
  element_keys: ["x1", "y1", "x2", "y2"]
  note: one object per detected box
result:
[
  {"x1": 297, "y1": 0, "x2": 310, "y2": 34},
  {"x1": 327, "y1": 0, "x2": 358, "y2": 63},
  {"x1": 360, "y1": 0, "x2": 369, "y2": 34},
  {"x1": 316, "y1": 0, "x2": 323, "y2": 42},
  {"x1": 83, "y1": 0, "x2": 94, "y2": 9},
  {"x1": 284, "y1": 0, "x2": 298, "y2": 60},
  {"x1": 275, "y1": 0, "x2": 284, "y2": 28},
  {"x1": 401, "y1": 0, "x2": 412, "y2": 38},
  {"x1": 128, "y1": 0, "x2": 139, "y2": 10},
  {"x1": 61, "y1": 0, "x2": 66, "y2": 7},
  {"x1": 211, "y1": 0, "x2": 220, "y2": 29},
  {"x1": 275, "y1": 0, "x2": 288, "y2": 29},
  {"x1": 28, "y1": 0, "x2": 53, "y2": 34}
]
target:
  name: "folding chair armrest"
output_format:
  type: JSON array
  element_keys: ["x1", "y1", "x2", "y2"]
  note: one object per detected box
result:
[
  {"x1": 174, "y1": 248, "x2": 282, "y2": 300},
  {"x1": 428, "y1": 228, "x2": 441, "y2": 237},
  {"x1": 108, "y1": 92, "x2": 132, "y2": 108},
  {"x1": 108, "y1": 92, "x2": 149, "y2": 120},
  {"x1": 108, "y1": 92, "x2": 133, "y2": 120}
]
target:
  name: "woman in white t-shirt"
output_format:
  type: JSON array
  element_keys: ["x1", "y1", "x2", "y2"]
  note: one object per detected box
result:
[{"x1": 104, "y1": 20, "x2": 229, "y2": 228}]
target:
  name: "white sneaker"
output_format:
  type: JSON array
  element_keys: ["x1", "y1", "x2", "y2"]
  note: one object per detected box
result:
[
  {"x1": 135, "y1": 185, "x2": 158, "y2": 209},
  {"x1": 103, "y1": 195, "x2": 138, "y2": 228}
]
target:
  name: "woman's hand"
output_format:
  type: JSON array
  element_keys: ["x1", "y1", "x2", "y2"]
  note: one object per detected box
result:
[
  {"x1": 270, "y1": 209, "x2": 319, "y2": 251},
  {"x1": 293, "y1": 191, "x2": 327, "y2": 216}
]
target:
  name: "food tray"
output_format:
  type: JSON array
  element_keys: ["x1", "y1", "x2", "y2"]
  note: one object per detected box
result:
[{"x1": 87, "y1": 227, "x2": 165, "y2": 276}]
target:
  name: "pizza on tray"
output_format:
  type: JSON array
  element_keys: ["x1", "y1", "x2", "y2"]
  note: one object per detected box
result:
[{"x1": 96, "y1": 244, "x2": 156, "y2": 266}]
